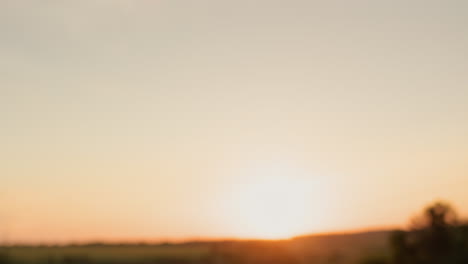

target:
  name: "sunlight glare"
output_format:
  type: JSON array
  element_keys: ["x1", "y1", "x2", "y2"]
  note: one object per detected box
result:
[{"x1": 227, "y1": 162, "x2": 318, "y2": 239}]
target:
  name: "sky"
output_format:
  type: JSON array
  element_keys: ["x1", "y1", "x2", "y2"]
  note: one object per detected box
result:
[{"x1": 1, "y1": 0, "x2": 468, "y2": 243}]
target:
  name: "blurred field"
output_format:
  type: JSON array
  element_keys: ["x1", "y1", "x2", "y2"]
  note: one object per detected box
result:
[
  {"x1": 1, "y1": 244, "x2": 211, "y2": 264},
  {"x1": 0, "y1": 231, "x2": 391, "y2": 264}
]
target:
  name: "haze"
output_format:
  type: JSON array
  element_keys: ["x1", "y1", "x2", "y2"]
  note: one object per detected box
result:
[{"x1": 1, "y1": 0, "x2": 468, "y2": 243}]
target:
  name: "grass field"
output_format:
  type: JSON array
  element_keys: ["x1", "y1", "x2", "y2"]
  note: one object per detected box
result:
[
  {"x1": 1, "y1": 244, "x2": 211, "y2": 264},
  {"x1": 0, "y1": 231, "x2": 391, "y2": 264}
]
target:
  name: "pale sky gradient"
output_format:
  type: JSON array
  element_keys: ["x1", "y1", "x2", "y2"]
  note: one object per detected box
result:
[{"x1": 1, "y1": 0, "x2": 468, "y2": 243}]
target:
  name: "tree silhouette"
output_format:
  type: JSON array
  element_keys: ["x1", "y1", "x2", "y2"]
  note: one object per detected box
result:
[{"x1": 389, "y1": 201, "x2": 468, "y2": 264}]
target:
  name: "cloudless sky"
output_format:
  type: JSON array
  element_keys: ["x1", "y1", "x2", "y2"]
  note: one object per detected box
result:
[{"x1": 1, "y1": 0, "x2": 468, "y2": 243}]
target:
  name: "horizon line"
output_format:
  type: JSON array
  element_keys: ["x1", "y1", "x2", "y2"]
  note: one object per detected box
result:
[{"x1": 0, "y1": 225, "x2": 400, "y2": 246}]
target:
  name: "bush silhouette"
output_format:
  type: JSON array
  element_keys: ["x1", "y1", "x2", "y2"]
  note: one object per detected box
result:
[{"x1": 389, "y1": 201, "x2": 468, "y2": 264}]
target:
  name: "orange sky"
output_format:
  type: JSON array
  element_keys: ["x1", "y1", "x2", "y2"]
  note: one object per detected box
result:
[{"x1": 1, "y1": 0, "x2": 468, "y2": 243}]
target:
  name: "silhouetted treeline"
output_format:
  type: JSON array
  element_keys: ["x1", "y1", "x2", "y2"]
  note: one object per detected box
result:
[{"x1": 360, "y1": 201, "x2": 468, "y2": 264}]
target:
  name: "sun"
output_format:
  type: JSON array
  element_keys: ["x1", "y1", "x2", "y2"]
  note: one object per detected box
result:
[
  {"x1": 238, "y1": 177, "x2": 309, "y2": 239},
  {"x1": 225, "y1": 163, "x2": 314, "y2": 240}
]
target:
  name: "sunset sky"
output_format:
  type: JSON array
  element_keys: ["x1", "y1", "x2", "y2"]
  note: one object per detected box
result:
[{"x1": 1, "y1": 0, "x2": 468, "y2": 243}]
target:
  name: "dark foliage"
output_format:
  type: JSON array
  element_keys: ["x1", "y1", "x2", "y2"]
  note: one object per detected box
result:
[
  {"x1": 389, "y1": 202, "x2": 468, "y2": 264},
  {"x1": 0, "y1": 252, "x2": 9, "y2": 264}
]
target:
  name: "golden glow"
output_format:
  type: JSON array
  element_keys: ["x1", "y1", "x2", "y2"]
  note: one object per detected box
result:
[
  {"x1": 3, "y1": 1, "x2": 468, "y2": 243},
  {"x1": 225, "y1": 163, "x2": 315, "y2": 240}
]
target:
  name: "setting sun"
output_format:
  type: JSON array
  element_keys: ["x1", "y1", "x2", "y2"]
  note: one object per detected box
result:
[
  {"x1": 237, "y1": 177, "x2": 309, "y2": 239},
  {"x1": 223, "y1": 162, "x2": 323, "y2": 240}
]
